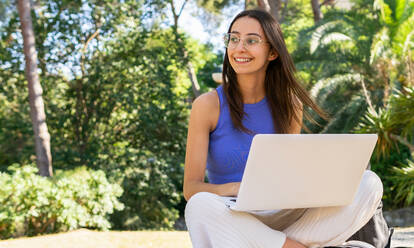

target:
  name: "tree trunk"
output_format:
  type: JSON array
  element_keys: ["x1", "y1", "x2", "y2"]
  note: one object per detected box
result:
[
  {"x1": 311, "y1": 0, "x2": 323, "y2": 23},
  {"x1": 269, "y1": 0, "x2": 282, "y2": 21},
  {"x1": 257, "y1": 0, "x2": 271, "y2": 12},
  {"x1": 280, "y1": 0, "x2": 289, "y2": 23},
  {"x1": 169, "y1": 0, "x2": 201, "y2": 98},
  {"x1": 17, "y1": 0, "x2": 53, "y2": 177},
  {"x1": 187, "y1": 61, "x2": 201, "y2": 97},
  {"x1": 257, "y1": 0, "x2": 282, "y2": 22}
]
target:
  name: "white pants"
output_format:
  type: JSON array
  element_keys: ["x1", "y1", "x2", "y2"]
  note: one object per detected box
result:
[{"x1": 185, "y1": 170, "x2": 383, "y2": 248}]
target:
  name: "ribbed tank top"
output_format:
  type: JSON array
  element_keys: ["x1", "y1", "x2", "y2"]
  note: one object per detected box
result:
[{"x1": 206, "y1": 85, "x2": 276, "y2": 184}]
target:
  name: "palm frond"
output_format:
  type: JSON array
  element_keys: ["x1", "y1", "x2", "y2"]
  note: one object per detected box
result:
[
  {"x1": 320, "y1": 32, "x2": 353, "y2": 47},
  {"x1": 356, "y1": 106, "x2": 399, "y2": 158},
  {"x1": 310, "y1": 73, "x2": 362, "y2": 100},
  {"x1": 389, "y1": 86, "x2": 414, "y2": 140},
  {"x1": 310, "y1": 21, "x2": 344, "y2": 54},
  {"x1": 321, "y1": 95, "x2": 367, "y2": 133},
  {"x1": 391, "y1": 159, "x2": 414, "y2": 207},
  {"x1": 396, "y1": 14, "x2": 414, "y2": 56},
  {"x1": 370, "y1": 28, "x2": 391, "y2": 64},
  {"x1": 402, "y1": 29, "x2": 414, "y2": 56}
]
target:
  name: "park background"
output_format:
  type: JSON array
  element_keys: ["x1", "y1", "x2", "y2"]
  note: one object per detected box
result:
[{"x1": 0, "y1": 0, "x2": 413, "y2": 246}]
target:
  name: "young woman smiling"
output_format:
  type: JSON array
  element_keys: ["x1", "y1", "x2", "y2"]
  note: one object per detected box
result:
[{"x1": 183, "y1": 9, "x2": 383, "y2": 248}]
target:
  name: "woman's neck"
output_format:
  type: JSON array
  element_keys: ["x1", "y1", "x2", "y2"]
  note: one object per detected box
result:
[{"x1": 236, "y1": 73, "x2": 266, "y2": 104}]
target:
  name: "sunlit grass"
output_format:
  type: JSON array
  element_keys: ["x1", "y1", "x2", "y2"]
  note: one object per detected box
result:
[{"x1": 0, "y1": 229, "x2": 192, "y2": 248}]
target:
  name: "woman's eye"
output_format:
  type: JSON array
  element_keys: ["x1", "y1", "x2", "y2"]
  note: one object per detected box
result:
[
  {"x1": 230, "y1": 37, "x2": 240, "y2": 43},
  {"x1": 247, "y1": 38, "x2": 259, "y2": 45}
]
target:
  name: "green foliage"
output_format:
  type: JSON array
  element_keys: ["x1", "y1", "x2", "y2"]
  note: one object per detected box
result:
[
  {"x1": 110, "y1": 158, "x2": 180, "y2": 230},
  {"x1": 357, "y1": 86, "x2": 414, "y2": 209},
  {"x1": 391, "y1": 159, "x2": 414, "y2": 207},
  {"x1": 357, "y1": 86, "x2": 414, "y2": 158},
  {"x1": 296, "y1": 0, "x2": 414, "y2": 135},
  {"x1": 186, "y1": 40, "x2": 223, "y2": 92},
  {"x1": 357, "y1": 107, "x2": 396, "y2": 158},
  {"x1": 55, "y1": 26, "x2": 192, "y2": 229},
  {"x1": 290, "y1": 0, "x2": 413, "y2": 210},
  {"x1": 195, "y1": 0, "x2": 239, "y2": 14},
  {"x1": 280, "y1": 0, "x2": 316, "y2": 53},
  {"x1": 369, "y1": 144, "x2": 411, "y2": 209},
  {"x1": 0, "y1": 164, "x2": 123, "y2": 239},
  {"x1": 0, "y1": 0, "x2": 223, "y2": 230},
  {"x1": 0, "y1": 72, "x2": 33, "y2": 168}
]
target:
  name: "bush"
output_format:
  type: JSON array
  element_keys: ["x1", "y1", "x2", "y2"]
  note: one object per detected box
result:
[
  {"x1": 390, "y1": 159, "x2": 414, "y2": 208},
  {"x1": 0, "y1": 164, "x2": 124, "y2": 239},
  {"x1": 369, "y1": 144, "x2": 412, "y2": 210},
  {"x1": 109, "y1": 157, "x2": 181, "y2": 230}
]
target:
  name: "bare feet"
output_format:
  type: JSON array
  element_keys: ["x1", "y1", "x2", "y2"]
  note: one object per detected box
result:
[{"x1": 282, "y1": 237, "x2": 307, "y2": 248}]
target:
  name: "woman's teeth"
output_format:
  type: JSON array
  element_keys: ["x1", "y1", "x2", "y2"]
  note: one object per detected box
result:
[{"x1": 235, "y1": 58, "x2": 252, "y2": 62}]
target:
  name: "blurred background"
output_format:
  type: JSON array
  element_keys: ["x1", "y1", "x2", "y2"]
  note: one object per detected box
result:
[{"x1": 0, "y1": 0, "x2": 413, "y2": 241}]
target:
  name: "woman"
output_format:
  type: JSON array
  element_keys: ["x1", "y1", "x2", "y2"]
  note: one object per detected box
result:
[{"x1": 183, "y1": 9, "x2": 383, "y2": 248}]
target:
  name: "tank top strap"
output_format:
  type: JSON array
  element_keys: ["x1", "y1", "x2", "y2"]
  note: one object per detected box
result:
[{"x1": 216, "y1": 85, "x2": 226, "y2": 107}]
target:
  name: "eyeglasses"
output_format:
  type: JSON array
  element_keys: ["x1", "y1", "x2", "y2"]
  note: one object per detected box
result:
[{"x1": 223, "y1": 33, "x2": 267, "y2": 49}]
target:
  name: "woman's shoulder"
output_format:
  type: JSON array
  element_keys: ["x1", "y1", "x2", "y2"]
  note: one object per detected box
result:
[
  {"x1": 191, "y1": 89, "x2": 220, "y2": 131},
  {"x1": 192, "y1": 89, "x2": 219, "y2": 112}
]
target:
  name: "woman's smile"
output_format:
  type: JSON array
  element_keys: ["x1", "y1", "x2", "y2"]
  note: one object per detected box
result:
[{"x1": 234, "y1": 57, "x2": 253, "y2": 64}]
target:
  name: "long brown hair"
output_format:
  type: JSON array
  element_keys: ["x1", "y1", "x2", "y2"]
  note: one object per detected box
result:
[{"x1": 222, "y1": 9, "x2": 327, "y2": 134}]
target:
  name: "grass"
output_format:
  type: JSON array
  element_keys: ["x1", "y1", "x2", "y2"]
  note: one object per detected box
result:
[{"x1": 0, "y1": 229, "x2": 192, "y2": 248}]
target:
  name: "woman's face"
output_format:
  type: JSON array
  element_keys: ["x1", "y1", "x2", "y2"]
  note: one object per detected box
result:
[{"x1": 227, "y1": 16, "x2": 277, "y2": 76}]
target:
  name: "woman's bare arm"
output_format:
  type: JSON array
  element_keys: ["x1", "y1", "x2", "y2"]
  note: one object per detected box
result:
[{"x1": 183, "y1": 91, "x2": 240, "y2": 201}]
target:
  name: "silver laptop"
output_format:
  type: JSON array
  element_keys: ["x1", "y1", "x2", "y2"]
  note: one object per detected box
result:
[{"x1": 225, "y1": 134, "x2": 378, "y2": 211}]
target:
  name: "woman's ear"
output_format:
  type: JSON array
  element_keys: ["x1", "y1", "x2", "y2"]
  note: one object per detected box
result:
[{"x1": 268, "y1": 50, "x2": 278, "y2": 61}]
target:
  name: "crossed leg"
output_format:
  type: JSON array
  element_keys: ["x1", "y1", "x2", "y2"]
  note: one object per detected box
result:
[{"x1": 185, "y1": 170, "x2": 383, "y2": 248}]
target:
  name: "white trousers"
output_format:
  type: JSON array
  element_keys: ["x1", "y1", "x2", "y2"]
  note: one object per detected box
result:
[{"x1": 185, "y1": 170, "x2": 383, "y2": 248}]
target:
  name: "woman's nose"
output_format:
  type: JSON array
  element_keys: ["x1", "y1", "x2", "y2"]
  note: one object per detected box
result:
[{"x1": 234, "y1": 40, "x2": 247, "y2": 51}]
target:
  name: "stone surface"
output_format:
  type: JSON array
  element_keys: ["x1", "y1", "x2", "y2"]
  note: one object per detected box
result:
[
  {"x1": 391, "y1": 227, "x2": 414, "y2": 248},
  {"x1": 384, "y1": 206, "x2": 414, "y2": 228}
]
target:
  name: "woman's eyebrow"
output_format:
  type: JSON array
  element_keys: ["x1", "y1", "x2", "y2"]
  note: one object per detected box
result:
[{"x1": 230, "y1": 31, "x2": 263, "y2": 38}]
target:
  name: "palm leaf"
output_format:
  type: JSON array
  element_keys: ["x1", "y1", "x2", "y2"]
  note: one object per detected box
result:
[
  {"x1": 310, "y1": 21, "x2": 344, "y2": 54},
  {"x1": 402, "y1": 29, "x2": 414, "y2": 55},
  {"x1": 321, "y1": 95, "x2": 366, "y2": 133},
  {"x1": 389, "y1": 87, "x2": 414, "y2": 140},
  {"x1": 310, "y1": 73, "x2": 362, "y2": 100},
  {"x1": 370, "y1": 28, "x2": 391, "y2": 64},
  {"x1": 391, "y1": 159, "x2": 414, "y2": 207},
  {"x1": 356, "y1": 107, "x2": 398, "y2": 158},
  {"x1": 320, "y1": 32, "x2": 353, "y2": 47}
]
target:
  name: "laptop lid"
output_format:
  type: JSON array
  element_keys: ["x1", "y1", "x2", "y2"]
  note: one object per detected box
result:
[{"x1": 231, "y1": 134, "x2": 378, "y2": 211}]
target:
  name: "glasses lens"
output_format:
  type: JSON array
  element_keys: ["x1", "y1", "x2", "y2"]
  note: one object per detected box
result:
[
  {"x1": 223, "y1": 34, "x2": 230, "y2": 47},
  {"x1": 224, "y1": 33, "x2": 241, "y2": 48},
  {"x1": 245, "y1": 36, "x2": 260, "y2": 46},
  {"x1": 223, "y1": 34, "x2": 262, "y2": 49}
]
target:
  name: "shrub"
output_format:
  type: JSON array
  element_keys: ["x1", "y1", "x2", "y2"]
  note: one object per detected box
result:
[
  {"x1": 108, "y1": 157, "x2": 181, "y2": 230},
  {"x1": 390, "y1": 159, "x2": 414, "y2": 208},
  {"x1": 369, "y1": 144, "x2": 412, "y2": 210},
  {"x1": 0, "y1": 164, "x2": 123, "y2": 239}
]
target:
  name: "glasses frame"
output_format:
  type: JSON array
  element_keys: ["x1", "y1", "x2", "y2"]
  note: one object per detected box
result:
[{"x1": 223, "y1": 33, "x2": 268, "y2": 50}]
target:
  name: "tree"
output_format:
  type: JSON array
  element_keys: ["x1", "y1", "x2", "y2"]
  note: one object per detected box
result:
[
  {"x1": 292, "y1": 0, "x2": 414, "y2": 209},
  {"x1": 169, "y1": 0, "x2": 202, "y2": 97},
  {"x1": 357, "y1": 86, "x2": 414, "y2": 208},
  {"x1": 257, "y1": 0, "x2": 282, "y2": 20},
  {"x1": 311, "y1": 0, "x2": 323, "y2": 22},
  {"x1": 17, "y1": 0, "x2": 52, "y2": 176},
  {"x1": 301, "y1": 0, "x2": 414, "y2": 134}
]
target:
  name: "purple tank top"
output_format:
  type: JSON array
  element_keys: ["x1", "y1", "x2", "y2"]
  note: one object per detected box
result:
[{"x1": 206, "y1": 85, "x2": 276, "y2": 184}]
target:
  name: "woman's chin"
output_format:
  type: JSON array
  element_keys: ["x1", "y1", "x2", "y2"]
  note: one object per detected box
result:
[{"x1": 233, "y1": 69, "x2": 258, "y2": 75}]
